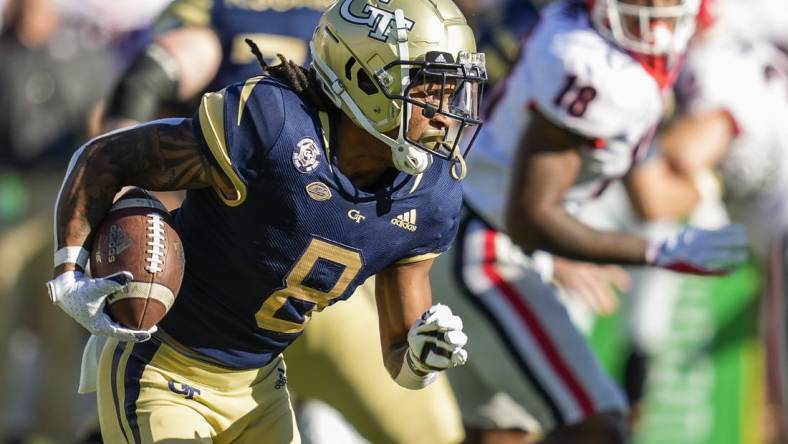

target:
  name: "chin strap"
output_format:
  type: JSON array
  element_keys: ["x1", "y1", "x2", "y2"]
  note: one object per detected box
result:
[
  {"x1": 388, "y1": 9, "x2": 433, "y2": 176},
  {"x1": 450, "y1": 151, "x2": 467, "y2": 180}
]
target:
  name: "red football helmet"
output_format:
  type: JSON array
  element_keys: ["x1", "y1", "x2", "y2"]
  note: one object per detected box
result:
[
  {"x1": 585, "y1": 0, "x2": 703, "y2": 87},
  {"x1": 586, "y1": 0, "x2": 701, "y2": 55}
]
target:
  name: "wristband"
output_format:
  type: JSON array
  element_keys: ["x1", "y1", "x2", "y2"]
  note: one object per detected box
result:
[
  {"x1": 693, "y1": 168, "x2": 723, "y2": 202},
  {"x1": 394, "y1": 351, "x2": 439, "y2": 390},
  {"x1": 531, "y1": 250, "x2": 554, "y2": 282},
  {"x1": 644, "y1": 236, "x2": 664, "y2": 265},
  {"x1": 54, "y1": 246, "x2": 89, "y2": 270}
]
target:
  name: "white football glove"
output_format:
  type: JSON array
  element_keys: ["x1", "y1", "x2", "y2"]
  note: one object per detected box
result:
[
  {"x1": 395, "y1": 304, "x2": 468, "y2": 389},
  {"x1": 46, "y1": 271, "x2": 156, "y2": 342},
  {"x1": 646, "y1": 224, "x2": 749, "y2": 276}
]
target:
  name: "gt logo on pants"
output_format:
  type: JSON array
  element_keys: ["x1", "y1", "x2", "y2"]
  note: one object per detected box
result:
[{"x1": 168, "y1": 380, "x2": 201, "y2": 399}]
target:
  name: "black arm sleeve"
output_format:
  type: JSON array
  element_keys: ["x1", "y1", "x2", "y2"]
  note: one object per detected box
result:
[{"x1": 105, "y1": 45, "x2": 181, "y2": 122}]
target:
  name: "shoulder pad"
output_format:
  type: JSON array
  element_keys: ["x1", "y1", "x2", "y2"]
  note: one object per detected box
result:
[
  {"x1": 523, "y1": 7, "x2": 663, "y2": 139},
  {"x1": 193, "y1": 76, "x2": 288, "y2": 206}
]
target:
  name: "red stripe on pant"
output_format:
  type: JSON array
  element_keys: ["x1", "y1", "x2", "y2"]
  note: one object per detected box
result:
[{"x1": 481, "y1": 229, "x2": 595, "y2": 417}]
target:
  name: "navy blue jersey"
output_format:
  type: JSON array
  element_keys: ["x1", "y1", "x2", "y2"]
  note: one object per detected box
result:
[
  {"x1": 159, "y1": 77, "x2": 462, "y2": 369},
  {"x1": 153, "y1": 0, "x2": 327, "y2": 91}
]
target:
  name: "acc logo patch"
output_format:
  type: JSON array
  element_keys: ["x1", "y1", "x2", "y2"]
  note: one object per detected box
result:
[
  {"x1": 293, "y1": 138, "x2": 321, "y2": 173},
  {"x1": 306, "y1": 181, "x2": 332, "y2": 201}
]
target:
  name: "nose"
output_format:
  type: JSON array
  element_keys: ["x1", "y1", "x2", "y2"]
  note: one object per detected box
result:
[
  {"x1": 421, "y1": 105, "x2": 437, "y2": 118},
  {"x1": 430, "y1": 112, "x2": 453, "y2": 131}
]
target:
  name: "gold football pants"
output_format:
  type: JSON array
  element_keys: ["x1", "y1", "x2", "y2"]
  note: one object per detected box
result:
[{"x1": 97, "y1": 338, "x2": 299, "y2": 443}]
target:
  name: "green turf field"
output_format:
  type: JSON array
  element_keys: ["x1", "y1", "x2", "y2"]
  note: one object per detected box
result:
[{"x1": 589, "y1": 264, "x2": 764, "y2": 444}]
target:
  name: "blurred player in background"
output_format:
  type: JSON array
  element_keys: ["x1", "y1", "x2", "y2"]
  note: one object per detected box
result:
[
  {"x1": 46, "y1": 0, "x2": 487, "y2": 440},
  {"x1": 431, "y1": 0, "x2": 751, "y2": 442},
  {"x1": 0, "y1": 0, "x2": 170, "y2": 440},
  {"x1": 100, "y1": 0, "x2": 325, "y2": 133},
  {"x1": 711, "y1": 0, "x2": 788, "y2": 50},
  {"x1": 657, "y1": 2, "x2": 788, "y2": 437},
  {"x1": 96, "y1": 0, "x2": 465, "y2": 442}
]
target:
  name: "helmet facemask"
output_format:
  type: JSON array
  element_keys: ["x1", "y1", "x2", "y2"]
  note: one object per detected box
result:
[
  {"x1": 591, "y1": 0, "x2": 700, "y2": 56},
  {"x1": 376, "y1": 50, "x2": 487, "y2": 178}
]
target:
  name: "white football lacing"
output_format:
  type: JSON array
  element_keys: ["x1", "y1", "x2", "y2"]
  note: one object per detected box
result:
[{"x1": 145, "y1": 213, "x2": 166, "y2": 273}]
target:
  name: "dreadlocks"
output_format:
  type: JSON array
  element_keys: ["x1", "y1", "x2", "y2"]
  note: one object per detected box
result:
[{"x1": 245, "y1": 39, "x2": 330, "y2": 111}]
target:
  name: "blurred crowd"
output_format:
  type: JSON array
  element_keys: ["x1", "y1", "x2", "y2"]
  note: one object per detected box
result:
[
  {"x1": 0, "y1": 0, "x2": 171, "y2": 441},
  {"x1": 0, "y1": 0, "x2": 787, "y2": 443}
]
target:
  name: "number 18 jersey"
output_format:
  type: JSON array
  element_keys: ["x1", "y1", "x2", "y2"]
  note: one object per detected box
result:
[{"x1": 463, "y1": 0, "x2": 667, "y2": 229}]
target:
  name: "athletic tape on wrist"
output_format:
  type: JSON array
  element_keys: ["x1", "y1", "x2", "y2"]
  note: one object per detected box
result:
[
  {"x1": 693, "y1": 168, "x2": 723, "y2": 201},
  {"x1": 54, "y1": 246, "x2": 89, "y2": 269},
  {"x1": 644, "y1": 238, "x2": 662, "y2": 265},
  {"x1": 531, "y1": 250, "x2": 554, "y2": 282},
  {"x1": 393, "y1": 351, "x2": 439, "y2": 390}
]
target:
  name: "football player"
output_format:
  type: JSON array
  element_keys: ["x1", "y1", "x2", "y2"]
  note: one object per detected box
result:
[
  {"x1": 430, "y1": 0, "x2": 750, "y2": 443},
  {"x1": 712, "y1": 0, "x2": 788, "y2": 49},
  {"x1": 661, "y1": 11, "x2": 788, "y2": 276},
  {"x1": 658, "y1": 12, "x2": 788, "y2": 439},
  {"x1": 45, "y1": 0, "x2": 487, "y2": 441},
  {"x1": 98, "y1": 0, "x2": 467, "y2": 442},
  {"x1": 101, "y1": 0, "x2": 328, "y2": 133}
]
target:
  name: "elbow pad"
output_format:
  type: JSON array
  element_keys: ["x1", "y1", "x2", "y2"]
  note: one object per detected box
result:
[{"x1": 106, "y1": 44, "x2": 181, "y2": 122}]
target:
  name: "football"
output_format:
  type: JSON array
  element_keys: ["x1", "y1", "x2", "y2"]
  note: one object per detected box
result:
[{"x1": 90, "y1": 188, "x2": 185, "y2": 330}]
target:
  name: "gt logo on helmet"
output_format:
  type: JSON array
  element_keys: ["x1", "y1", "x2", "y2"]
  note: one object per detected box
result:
[{"x1": 339, "y1": 0, "x2": 415, "y2": 41}]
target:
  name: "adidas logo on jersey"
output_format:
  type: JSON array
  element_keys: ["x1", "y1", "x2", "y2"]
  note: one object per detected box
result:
[{"x1": 391, "y1": 209, "x2": 417, "y2": 232}]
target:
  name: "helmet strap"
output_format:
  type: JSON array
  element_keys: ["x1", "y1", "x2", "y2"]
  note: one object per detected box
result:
[
  {"x1": 310, "y1": 39, "x2": 431, "y2": 176},
  {"x1": 450, "y1": 151, "x2": 467, "y2": 180},
  {"x1": 390, "y1": 8, "x2": 433, "y2": 175}
]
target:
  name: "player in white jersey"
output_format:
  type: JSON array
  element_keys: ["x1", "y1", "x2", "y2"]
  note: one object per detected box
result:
[
  {"x1": 668, "y1": 40, "x2": 788, "y2": 257},
  {"x1": 712, "y1": 0, "x2": 788, "y2": 49},
  {"x1": 432, "y1": 1, "x2": 750, "y2": 442},
  {"x1": 659, "y1": 26, "x2": 788, "y2": 438}
]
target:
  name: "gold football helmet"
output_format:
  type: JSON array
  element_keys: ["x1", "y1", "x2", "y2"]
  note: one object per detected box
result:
[{"x1": 310, "y1": 0, "x2": 487, "y2": 178}]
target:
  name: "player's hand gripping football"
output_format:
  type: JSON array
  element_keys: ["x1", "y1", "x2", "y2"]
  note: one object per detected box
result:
[
  {"x1": 646, "y1": 224, "x2": 749, "y2": 276},
  {"x1": 406, "y1": 304, "x2": 468, "y2": 375},
  {"x1": 46, "y1": 270, "x2": 156, "y2": 342}
]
